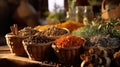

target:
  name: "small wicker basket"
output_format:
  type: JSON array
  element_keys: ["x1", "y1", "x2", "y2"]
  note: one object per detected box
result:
[
  {"x1": 5, "y1": 33, "x2": 27, "y2": 56},
  {"x1": 23, "y1": 40, "x2": 53, "y2": 61},
  {"x1": 52, "y1": 44, "x2": 83, "y2": 64}
]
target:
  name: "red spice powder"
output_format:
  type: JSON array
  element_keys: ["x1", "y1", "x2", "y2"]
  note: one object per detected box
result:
[{"x1": 54, "y1": 35, "x2": 84, "y2": 48}]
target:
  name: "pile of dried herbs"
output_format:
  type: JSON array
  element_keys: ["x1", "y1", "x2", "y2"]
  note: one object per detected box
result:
[{"x1": 72, "y1": 18, "x2": 120, "y2": 38}]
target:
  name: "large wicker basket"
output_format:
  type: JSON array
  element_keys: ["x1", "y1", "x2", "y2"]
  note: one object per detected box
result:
[
  {"x1": 5, "y1": 33, "x2": 27, "y2": 56},
  {"x1": 22, "y1": 40, "x2": 54, "y2": 61},
  {"x1": 52, "y1": 44, "x2": 83, "y2": 64}
]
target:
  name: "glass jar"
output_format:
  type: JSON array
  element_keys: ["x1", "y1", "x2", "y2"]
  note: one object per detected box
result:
[
  {"x1": 75, "y1": 6, "x2": 84, "y2": 23},
  {"x1": 66, "y1": 10, "x2": 76, "y2": 21},
  {"x1": 75, "y1": 6, "x2": 94, "y2": 24}
]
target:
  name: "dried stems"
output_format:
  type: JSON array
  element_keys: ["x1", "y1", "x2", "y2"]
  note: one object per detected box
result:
[{"x1": 10, "y1": 24, "x2": 18, "y2": 35}]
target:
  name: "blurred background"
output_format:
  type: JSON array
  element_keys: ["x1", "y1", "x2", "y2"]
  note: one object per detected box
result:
[{"x1": 0, "y1": 0, "x2": 102, "y2": 45}]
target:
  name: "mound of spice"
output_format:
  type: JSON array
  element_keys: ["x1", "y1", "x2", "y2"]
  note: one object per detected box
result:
[
  {"x1": 25, "y1": 35, "x2": 55, "y2": 44},
  {"x1": 54, "y1": 35, "x2": 84, "y2": 48},
  {"x1": 19, "y1": 27, "x2": 39, "y2": 37},
  {"x1": 39, "y1": 26, "x2": 69, "y2": 37},
  {"x1": 35, "y1": 21, "x2": 84, "y2": 32},
  {"x1": 80, "y1": 46, "x2": 111, "y2": 67},
  {"x1": 34, "y1": 25, "x2": 53, "y2": 31},
  {"x1": 85, "y1": 34, "x2": 120, "y2": 48},
  {"x1": 57, "y1": 21, "x2": 84, "y2": 32}
]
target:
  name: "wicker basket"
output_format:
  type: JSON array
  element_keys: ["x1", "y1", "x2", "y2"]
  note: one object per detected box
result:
[
  {"x1": 52, "y1": 44, "x2": 83, "y2": 64},
  {"x1": 22, "y1": 40, "x2": 53, "y2": 61},
  {"x1": 5, "y1": 33, "x2": 27, "y2": 56}
]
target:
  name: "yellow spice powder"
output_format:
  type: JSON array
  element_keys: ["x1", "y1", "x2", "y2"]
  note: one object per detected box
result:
[
  {"x1": 34, "y1": 21, "x2": 84, "y2": 32},
  {"x1": 57, "y1": 21, "x2": 84, "y2": 32}
]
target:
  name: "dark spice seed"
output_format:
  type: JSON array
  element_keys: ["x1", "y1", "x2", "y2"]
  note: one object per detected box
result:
[
  {"x1": 27, "y1": 35, "x2": 54, "y2": 44},
  {"x1": 41, "y1": 26, "x2": 68, "y2": 37}
]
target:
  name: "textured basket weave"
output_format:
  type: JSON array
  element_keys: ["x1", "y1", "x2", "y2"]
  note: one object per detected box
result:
[
  {"x1": 52, "y1": 44, "x2": 83, "y2": 64},
  {"x1": 5, "y1": 33, "x2": 27, "y2": 56},
  {"x1": 23, "y1": 40, "x2": 53, "y2": 61}
]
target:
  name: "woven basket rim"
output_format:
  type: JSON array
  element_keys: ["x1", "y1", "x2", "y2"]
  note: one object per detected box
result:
[
  {"x1": 52, "y1": 43, "x2": 82, "y2": 49},
  {"x1": 41, "y1": 27, "x2": 70, "y2": 37},
  {"x1": 23, "y1": 40, "x2": 53, "y2": 46},
  {"x1": 5, "y1": 33, "x2": 26, "y2": 38}
]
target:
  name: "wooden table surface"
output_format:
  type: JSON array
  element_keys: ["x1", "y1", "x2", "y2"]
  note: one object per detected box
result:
[
  {"x1": 0, "y1": 46, "x2": 56, "y2": 67},
  {"x1": 0, "y1": 46, "x2": 80, "y2": 67},
  {"x1": 0, "y1": 46, "x2": 10, "y2": 54}
]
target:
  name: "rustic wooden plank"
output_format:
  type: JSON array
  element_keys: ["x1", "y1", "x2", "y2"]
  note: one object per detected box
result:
[
  {"x1": 0, "y1": 46, "x2": 80, "y2": 67},
  {"x1": 0, "y1": 54, "x2": 56, "y2": 67},
  {"x1": 0, "y1": 46, "x2": 56, "y2": 67},
  {"x1": 0, "y1": 46, "x2": 10, "y2": 54}
]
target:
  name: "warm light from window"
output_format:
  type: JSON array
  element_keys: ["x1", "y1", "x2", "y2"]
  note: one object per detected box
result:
[{"x1": 48, "y1": 0, "x2": 64, "y2": 12}]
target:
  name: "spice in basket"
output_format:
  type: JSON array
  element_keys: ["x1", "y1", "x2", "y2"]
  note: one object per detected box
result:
[
  {"x1": 18, "y1": 27, "x2": 39, "y2": 37},
  {"x1": 52, "y1": 35, "x2": 85, "y2": 64},
  {"x1": 85, "y1": 34, "x2": 120, "y2": 48},
  {"x1": 25, "y1": 35, "x2": 55, "y2": 44},
  {"x1": 23, "y1": 35, "x2": 55, "y2": 61},
  {"x1": 54, "y1": 35, "x2": 84, "y2": 48},
  {"x1": 36, "y1": 26, "x2": 70, "y2": 37},
  {"x1": 34, "y1": 25, "x2": 53, "y2": 31},
  {"x1": 5, "y1": 25, "x2": 39, "y2": 56}
]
